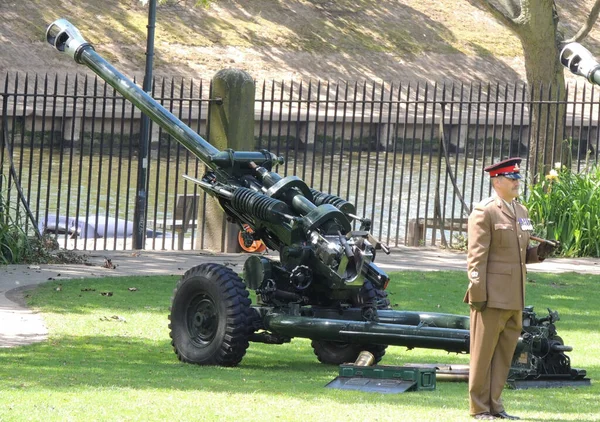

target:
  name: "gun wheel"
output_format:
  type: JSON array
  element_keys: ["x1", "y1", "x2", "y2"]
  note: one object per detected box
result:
[
  {"x1": 312, "y1": 283, "x2": 389, "y2": 365},
  {"x1": 311, "y1": 340, "x2": 387, "y2": 365},
  {"x1": 169, "y1": 263, "x2": 252, "y2": 366}
]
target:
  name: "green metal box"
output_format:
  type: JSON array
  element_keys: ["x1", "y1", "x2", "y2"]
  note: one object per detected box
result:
[{"x1": 326, "y1": 364, "x2": 437, "y2": 393}]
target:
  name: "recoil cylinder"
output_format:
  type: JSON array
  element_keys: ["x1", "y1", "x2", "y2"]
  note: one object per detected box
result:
[
  {"x1": 232, "y1": 188, "x2": 289, "y2": 224},
  {"x1": 310, "y1": 189, "x2": 356, "y2": 215}
]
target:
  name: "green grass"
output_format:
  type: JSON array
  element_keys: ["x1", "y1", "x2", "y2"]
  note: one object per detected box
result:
[{"x1": 0, "y1": 270, "x2": 598, "y2": 421}]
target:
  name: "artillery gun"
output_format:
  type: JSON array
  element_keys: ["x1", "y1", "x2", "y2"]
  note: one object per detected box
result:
[{"x1": 45, "y1": 19, "x2": 589, "y2": 388}]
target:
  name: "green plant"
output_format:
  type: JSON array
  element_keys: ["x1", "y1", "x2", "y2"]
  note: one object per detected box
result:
[
  {"x1": 524, "y1": 162, "x2": 600, "y2": 257},
  {"x1": 0, "y1": 176, "x2": 86, "y2": 265},
  {"x1": 0, "y1": 179, "x2": 31, "y2": 264}
]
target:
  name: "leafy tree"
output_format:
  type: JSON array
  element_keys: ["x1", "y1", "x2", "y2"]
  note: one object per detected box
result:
[{"x1": 472, "y1": 0, "x2": 600, "y2": 179}]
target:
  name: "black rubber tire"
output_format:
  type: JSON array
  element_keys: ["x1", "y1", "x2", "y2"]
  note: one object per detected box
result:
[
  {"x1": 169, "y1": 263, "x2": 252, "y2": 366},
  {"x1": 312, "y1": 283, "x2": 390, "y2": 365},
  {"x1": 311, "y1": 340, "x2": 387, "y2": 365}
]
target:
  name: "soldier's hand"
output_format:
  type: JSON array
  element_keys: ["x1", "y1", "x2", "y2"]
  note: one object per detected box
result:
[
  {"x1": 537, "y1": 240, "x2": 560, "y2": 260},
  {"x1": 470, "y1": 301, "x2": 487, "y2": 312}
]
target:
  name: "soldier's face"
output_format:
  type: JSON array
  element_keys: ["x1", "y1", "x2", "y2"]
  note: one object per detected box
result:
[{"x1": 493, "y1": 176, "x2": 520, "y2": 201}]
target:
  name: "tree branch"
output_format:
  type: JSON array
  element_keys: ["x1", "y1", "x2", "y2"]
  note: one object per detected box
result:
[
  {"x1": 473, "y1": 0, "x2": 521, "y2": 31},
  {"x1": 496, "y1": 0, "x2": 521, "y2": 18},
  {"x1": 564, "y1": 0, "x2": 600, "y2": 43}
]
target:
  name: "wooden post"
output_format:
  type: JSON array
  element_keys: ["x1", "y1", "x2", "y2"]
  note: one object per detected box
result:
[{"x1": 198, "y1": 68, "x2": 255, "y2": 252}]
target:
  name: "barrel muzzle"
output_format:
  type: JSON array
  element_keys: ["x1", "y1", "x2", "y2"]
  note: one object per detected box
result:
[
  {"x1": 46, "y1": 19, "x2": 92, "y2": 63},
  {"x1": 560, "y1": 42, "x2": 600, "y2": 82}
]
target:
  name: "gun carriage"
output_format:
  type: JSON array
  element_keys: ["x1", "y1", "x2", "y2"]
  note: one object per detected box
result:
[{"x1": 45, "y1": 19, "x2": 589, "y2": 387}]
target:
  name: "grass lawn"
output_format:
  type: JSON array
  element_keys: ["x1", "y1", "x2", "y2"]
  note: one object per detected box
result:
[{"x1": 0, "y1": 270, "x2": 598, "y2": 421}]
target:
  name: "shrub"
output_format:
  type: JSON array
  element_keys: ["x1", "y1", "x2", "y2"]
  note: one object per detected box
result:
[
  {"x1": 0, "y1": 181, "x2": 33, "y2": 264},
  {"x1": 524, "y1": 162, "x2": 600, "y2": 257},
  {"x1": 0, "y1": 176, "x2": 81, "y2": 265}
]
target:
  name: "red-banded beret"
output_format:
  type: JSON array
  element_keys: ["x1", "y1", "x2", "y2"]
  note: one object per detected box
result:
[{"x1": 484, "y1": 157, "x2": 522, "y2": 179}]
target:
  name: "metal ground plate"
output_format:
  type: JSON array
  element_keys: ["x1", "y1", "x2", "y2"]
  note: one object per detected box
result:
[{"x1": 326, "y1": 376, "x2": 418, "y2": 394}]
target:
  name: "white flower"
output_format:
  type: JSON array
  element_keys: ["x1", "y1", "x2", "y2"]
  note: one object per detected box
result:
[
  {"x1": 546, "y1": 169, "x2": 559, "y2": 181},
  {"x1": 554, "y1": 162, "x2": 562, "y2": 169}
]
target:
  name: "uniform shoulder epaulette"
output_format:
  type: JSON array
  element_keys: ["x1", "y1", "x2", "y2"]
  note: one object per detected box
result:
[{"x1": 474, "y1": 197, "x2": 495, "y2": 210}]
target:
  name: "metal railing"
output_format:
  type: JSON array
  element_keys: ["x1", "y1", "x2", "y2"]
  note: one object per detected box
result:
[{"x1": 1, "y1": 72, "x2": 599, "y2": 250}]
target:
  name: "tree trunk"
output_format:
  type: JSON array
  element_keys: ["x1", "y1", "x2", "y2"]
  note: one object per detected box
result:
[
  {"x1": 515, "y1": 1, "x2": 566, "y2": 181},
  {"x1": 521, "y1": 42, "x2": 566, "y2": 181}
]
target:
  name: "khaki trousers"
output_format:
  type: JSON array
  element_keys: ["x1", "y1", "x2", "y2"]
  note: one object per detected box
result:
[{"x1": 469, "y1": 307, "x2": 522, "y2": 416}]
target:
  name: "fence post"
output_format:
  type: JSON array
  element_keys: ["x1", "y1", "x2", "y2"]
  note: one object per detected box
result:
[{"x1": 199, "y1": 68, "x2": 255, "y2": 252}]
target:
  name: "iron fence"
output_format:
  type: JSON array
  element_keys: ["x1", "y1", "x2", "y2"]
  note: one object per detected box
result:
[{"x1": 1, "y1": 72, "x2": 599, "y2": 251}]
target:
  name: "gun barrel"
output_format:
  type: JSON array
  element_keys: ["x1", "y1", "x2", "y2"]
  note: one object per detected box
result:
[
  {"x1": 45, "y1": 19, "x2": 220, "y2": 167},
  {"x1": 560, "y1": 42, "x2": 600, "y2": 86}
]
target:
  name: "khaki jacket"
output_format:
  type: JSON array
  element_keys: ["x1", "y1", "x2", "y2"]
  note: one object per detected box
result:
[{"x1": 463, "y1": 196, "x2": 541, "y2": 310}]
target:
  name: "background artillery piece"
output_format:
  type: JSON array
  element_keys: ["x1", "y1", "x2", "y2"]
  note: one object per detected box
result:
[{"x1": 45, "y1": 19, "x2": 589, "y2": 388}]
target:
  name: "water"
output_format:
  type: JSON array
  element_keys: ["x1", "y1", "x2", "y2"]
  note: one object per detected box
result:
[{"x1": 4, "y1": 144, "x2": 489, "y2": 250}]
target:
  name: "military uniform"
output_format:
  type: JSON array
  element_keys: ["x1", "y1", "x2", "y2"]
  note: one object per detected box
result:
[{"x1": 464, "y1": 158, "x2": 543, "y2": 419}]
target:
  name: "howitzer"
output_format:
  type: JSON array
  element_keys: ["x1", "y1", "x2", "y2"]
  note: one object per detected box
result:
[{"x1": 46, "y1": 19, "x2": 589, "y2": 388}]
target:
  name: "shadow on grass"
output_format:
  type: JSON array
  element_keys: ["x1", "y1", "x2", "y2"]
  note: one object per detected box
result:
[
  {"x1": 0, "y1": 334, "x2": 597, "y2": 416},
  {"x1": 0, "y1": 334, "x2": 468, "y2": 410}
]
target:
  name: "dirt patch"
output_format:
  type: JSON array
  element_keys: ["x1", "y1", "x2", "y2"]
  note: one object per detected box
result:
[
  {"x1": 1, "y1": 1, "x2": 598, "y2": 88},
  {"x1": 1, "y1": 0, "x2": 527, "y2": 84}
]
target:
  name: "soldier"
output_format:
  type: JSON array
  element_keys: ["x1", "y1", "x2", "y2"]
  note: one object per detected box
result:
[{"x1": 464, "y1": 157, "x2": 556, "y2": 420}]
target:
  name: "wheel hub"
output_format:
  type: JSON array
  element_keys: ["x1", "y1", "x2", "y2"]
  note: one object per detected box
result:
[{"x1": 187, "y1": 295, "x2": 218, "y2": 346}]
